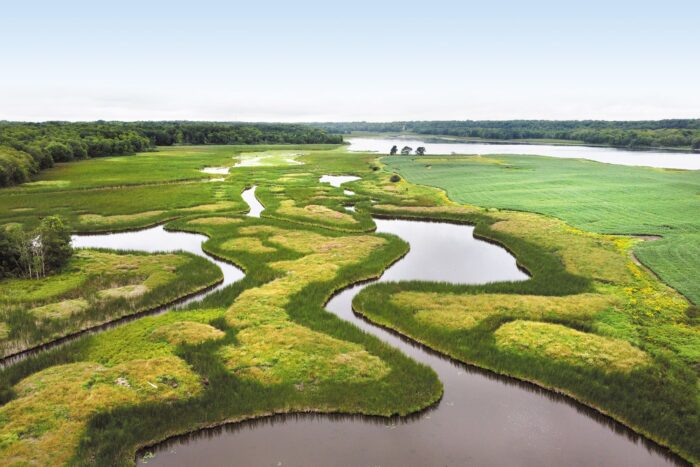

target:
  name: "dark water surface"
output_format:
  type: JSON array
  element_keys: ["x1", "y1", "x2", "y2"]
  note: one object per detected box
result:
[{"x1": 138, "y1": 219, "x2": 682, "y2": 466}]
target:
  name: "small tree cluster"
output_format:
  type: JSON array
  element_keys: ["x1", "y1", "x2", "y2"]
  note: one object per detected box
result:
[{"x1": 0, "y1": 216, "x2": 72, "y2": 279}]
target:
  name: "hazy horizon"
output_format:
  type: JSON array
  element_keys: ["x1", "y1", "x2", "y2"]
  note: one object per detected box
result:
[{"x1": 2, "y1": 0, "x2": 699, "y2": 122}]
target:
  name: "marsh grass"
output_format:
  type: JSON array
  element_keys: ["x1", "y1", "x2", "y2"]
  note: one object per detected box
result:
[
  {"x1": 494, "y1": 320, "x2": 650, "y2": 371},
  {"x1": 356, "y1": 204, "x2": 699, "y2": 462},
  {"x1": 0, "y1": 213, "x2": 441, "y2": 465},
  {"x1": 0, "y1": 249, "x2": 221, "y2": 357},
  {"x1": 0, "y1": 144, "x2": 698, "y2": 465}
]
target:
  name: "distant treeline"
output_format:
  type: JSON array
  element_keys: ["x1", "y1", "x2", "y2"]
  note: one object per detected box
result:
[
  {"x1": 0, "y1": 121, "x2": 342, "y2": 187},
  {"x1": 313, "y1": 120, "x2": 700, "y2": 150}
]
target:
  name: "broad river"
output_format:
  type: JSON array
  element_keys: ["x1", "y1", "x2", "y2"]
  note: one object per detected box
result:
[{"x1": 348, "y1": 137, "x2": 700, "y2": 170}]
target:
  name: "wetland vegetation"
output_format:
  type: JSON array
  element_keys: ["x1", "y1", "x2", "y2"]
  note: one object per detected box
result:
[
  {"x1": 0, "y1": 122, "x2": 341, "y2": 188},
  {"x1": 0, "y1": 141, "x2": 697, "y2": 465}
]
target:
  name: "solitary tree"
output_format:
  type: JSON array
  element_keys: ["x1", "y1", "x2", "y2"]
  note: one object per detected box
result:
[
  {"x1": 401, "y1": 146, "x2": 412, "y2": 155},
  {"x1": 416, "y1": 146, "x2": 426, "y2": 156},
  {"x1": 389, "y1": 145, "x2": 398, "y2": 155}
]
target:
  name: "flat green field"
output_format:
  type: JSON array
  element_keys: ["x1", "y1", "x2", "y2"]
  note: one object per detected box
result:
[{"x1": 385, "y1": 154, "x2": 700, "y2": 304}]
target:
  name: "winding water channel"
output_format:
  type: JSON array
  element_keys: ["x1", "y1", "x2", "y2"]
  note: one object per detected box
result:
[
  {"x1": 72, "y1": 226, "x2": 244, "y2": 308},
  {"x1": 134, "y1": 212, "x2": 682, "y2": 465},
  {"x1": 3, "y1": 171, "x2": 686, "y2": 463}
]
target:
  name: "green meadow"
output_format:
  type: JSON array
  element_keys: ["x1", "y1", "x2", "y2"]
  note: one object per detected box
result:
[{"x1": 0, "y1": 144, "x2": 697, "y2": 465}]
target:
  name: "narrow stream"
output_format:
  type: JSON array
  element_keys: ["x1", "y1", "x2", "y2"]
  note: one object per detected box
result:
[
  {"x1": 241, "y1": 185, "x2": 264, "y2": 217},
  {"x1": 138, "y1": 217, "x2": 682, "y2": 466}
]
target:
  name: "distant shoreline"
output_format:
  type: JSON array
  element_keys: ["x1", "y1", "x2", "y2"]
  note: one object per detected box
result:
[{"x1": 344, "y1": 132, "x2": 699, "y2": 154}]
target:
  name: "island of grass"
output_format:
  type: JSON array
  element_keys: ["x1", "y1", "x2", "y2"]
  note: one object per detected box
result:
[
  {"x1": 0, "y1": 143, "x2": 697, "y2": 465},
  {"x1": 0, "y1": 249, "x2": 222, "y2": 358}
]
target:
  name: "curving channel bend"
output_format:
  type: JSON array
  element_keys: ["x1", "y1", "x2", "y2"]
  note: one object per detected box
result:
[
  {"x1": 137, "y1": 216, "x2": 683, "y2": 466},
  {"x1": 72, "y1": 225, "x2": 244, "y2": 308},
  {"x1": 0, "y1": 199, "x2": 251, "y2": 367}
]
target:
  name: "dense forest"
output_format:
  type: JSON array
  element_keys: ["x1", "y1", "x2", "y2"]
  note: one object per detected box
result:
[
  {"x1": 0, "y1": 121, "x2": 342, "y2": 187},
  {"x1": 314, "y1": 120, "x2": 700, "y2": 150}
]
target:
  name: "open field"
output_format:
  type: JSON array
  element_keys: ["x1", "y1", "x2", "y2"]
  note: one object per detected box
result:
[
  {"x1": 0, "y1": 144, "x2": 697, "y2": 464},
  {"x1": 385, "y1": 154, "x2": 700, "y2": 304}
]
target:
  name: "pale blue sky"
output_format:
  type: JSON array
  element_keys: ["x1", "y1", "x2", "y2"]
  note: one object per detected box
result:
[{"x1": 1, "y1": 0, "x2": 698, "y2": 121}]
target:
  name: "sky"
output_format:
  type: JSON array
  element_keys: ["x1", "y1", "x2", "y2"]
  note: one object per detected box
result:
[{"x1": 1, "y1": 0, "x2": 699, "y2": 122}]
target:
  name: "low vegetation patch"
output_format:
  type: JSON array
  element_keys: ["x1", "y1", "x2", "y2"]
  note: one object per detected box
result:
[
  {"x1": 393, "y1": 291, "x2": 620, "y2": 331},
  {"x1": 275, "y1": 199, "x2": 358, "y2": 226},
  {"x1": 220, "y1": 237, "x2": 276, "y2": 254},
  {"x1": 221, "y1": 226, "x2": 389, "y2": 385},
  {"x1": 0, "y1": 356, "x2": 201, "y2": 465},
  {"x1": 494, "y1": 320, "x2": 649, "y2": 371},
  {"x1": 29, "y1": 298, "x2": 89, "y2": 321},
  {"x1": 490, "y1": 212, "x2": 633, "y2": 284},
  {"x1": 151, "y1": 321, "x2": 225, "y2": 346},
  {"x1": 0, "y1": 249, "x2": 221, "y2": 357},
  {"x1": 187, "y1": 216, "x2": 242, "y2": 226},
  {"x1": 79, "y1": 210, "x2": 165, "y2": 226}
]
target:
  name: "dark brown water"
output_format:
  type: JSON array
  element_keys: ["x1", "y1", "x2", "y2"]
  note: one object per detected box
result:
[{"x1": 138, "y1": 218, "x2": 683, "y2": 466}]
